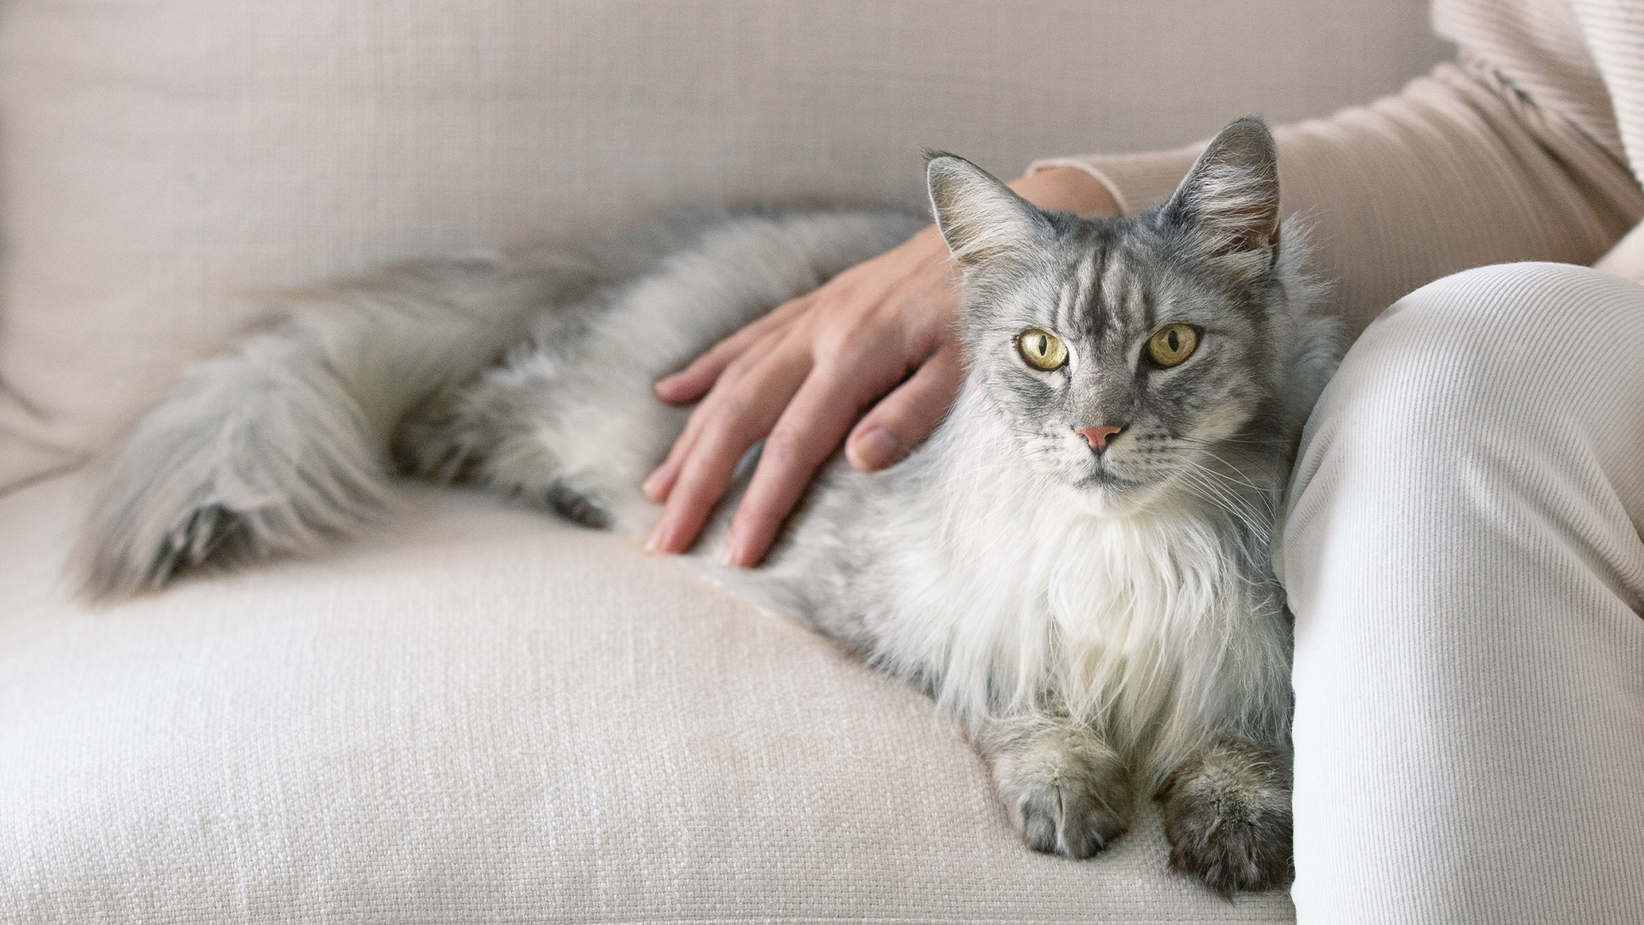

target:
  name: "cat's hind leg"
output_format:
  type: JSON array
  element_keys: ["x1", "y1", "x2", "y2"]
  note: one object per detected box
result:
[
  {"x1": 1159, "y1": 737, "x2": 1293, "y2": 895},
  {"x1": 393, "y1": 341, "x2": 687, "y2": 533},
  {"x1": 980, "y1": 715, "x2": 1135, "y2": 860}
]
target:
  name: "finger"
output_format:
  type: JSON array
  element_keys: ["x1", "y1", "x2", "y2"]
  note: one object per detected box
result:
[
  {"x1": 644, "y1": 350, "x2": 813, "y2": 555},
  {"x1": 653, "y1": 295, "x2": 812, "y2": 404},
  {"x1": 643, "y1": 383, "x2": 717, "y2": 502},
  {"x1": 721, "y1": 363, "x2": 885, "y2": 568},
  {"x1": 644, "y1": 329, "x2": 787, "y2": 502},
  {"x1": 846, "y1": 345, "x2": 965, "y2": 471},
  {"x1": 646, "y1": 296, "x2": 821, "y2": 500}
]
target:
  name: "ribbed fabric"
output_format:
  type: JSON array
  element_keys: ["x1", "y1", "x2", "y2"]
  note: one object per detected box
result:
[
  {"x1": 1434, "y1": 0, "x2": 1622, "y2": 162},
  {"x1": 1037, "y1": 0, "x2": 1644, "y2": 336},
  {"x1": 1283, "y1": 263, "x2": 1644, "y2": 924},
  {"x1": 1563, "y1": 0, "x2": 1644, "y2": 174}
]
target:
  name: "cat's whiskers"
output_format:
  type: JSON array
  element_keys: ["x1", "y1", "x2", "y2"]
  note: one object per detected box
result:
[
  {"x1": 1177, "y1": 443, "x2": 1275, "y2": 496},
  {"x1": 1178, "y1": 469, "x2": 1271, "y2": 539},
  {"x1": 1173, "y1": 464, "x2": 1274, "y2": 550}
]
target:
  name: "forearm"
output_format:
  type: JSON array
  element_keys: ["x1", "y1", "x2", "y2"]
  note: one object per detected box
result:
[
  {"x1": 1008, "y1": 165, "x2": 1121, "y2": 217},
  {"x1": 878, "y1": 166, "x2": 1121, "y2": 285},
  {"x1": 1035, "y1": 63, "x2": 1644, "y2": 335}
]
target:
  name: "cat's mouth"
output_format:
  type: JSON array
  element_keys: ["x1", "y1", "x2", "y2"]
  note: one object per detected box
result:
[
  {"x1": 1067, "y1": 466, "x2": 1159, "y2": 518},
  {"x1": 1074, "y1": 467, "x2": 1141, "y2": 492}
]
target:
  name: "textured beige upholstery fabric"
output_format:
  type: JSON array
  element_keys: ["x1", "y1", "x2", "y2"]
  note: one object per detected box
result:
[
  {"x1": 0, "y1": 1, "x2": 1452, "y2": 921},
  {"x1": 1, "y1": 474, "x2": 1295, "y2": 923},
  {"x1": 0, "y1": 0, "x2": 1448, "y2": 493}
]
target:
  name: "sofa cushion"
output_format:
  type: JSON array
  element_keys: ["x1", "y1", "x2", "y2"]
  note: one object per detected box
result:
[
  {"x1": 0, "y1": 473, "x2": 1297, "y2": 923},
  {"x1": 0, "y1": 0, "x2": 1449, "y2": 491}
]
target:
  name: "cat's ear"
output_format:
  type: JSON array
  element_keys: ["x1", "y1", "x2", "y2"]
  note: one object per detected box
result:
[
  {"x1": 1164, "y1": 116, "x2": 1281, "y2": 271},
  {"x1": 926, "y1": 153, "x2": 1048, "y2": 269}
]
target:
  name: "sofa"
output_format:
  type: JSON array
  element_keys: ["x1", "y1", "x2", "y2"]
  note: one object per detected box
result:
[{"x1": 0, "y1": 2, "x2": 1448, "y2": 922}]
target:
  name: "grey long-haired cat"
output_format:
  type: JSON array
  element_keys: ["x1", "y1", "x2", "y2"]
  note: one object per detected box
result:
[{"x1": 81, "y1": 117, "x2": 1340, "y2": 894}]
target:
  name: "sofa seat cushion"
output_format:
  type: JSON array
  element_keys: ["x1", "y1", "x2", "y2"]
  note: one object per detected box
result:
[{"x1": 0, "y1": 474, "x2": 1295, "y2": 923}]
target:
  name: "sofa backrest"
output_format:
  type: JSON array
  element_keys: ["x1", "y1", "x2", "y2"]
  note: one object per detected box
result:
[{"x1": 0, "y1": 0, "x2": 1448, "y2": 492}]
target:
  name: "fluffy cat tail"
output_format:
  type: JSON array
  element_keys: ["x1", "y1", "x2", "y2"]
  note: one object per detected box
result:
[{"x1": 76, "y1": 247, "x2": 612, "y2": 601}]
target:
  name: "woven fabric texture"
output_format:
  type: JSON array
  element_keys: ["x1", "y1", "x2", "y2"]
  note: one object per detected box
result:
[
  {"x1": 1, "y1": 474, "x2": 1295, "y2": 924},
  {"x1": 0, "y1": 1, "x2": 1451, "y2": 921}
]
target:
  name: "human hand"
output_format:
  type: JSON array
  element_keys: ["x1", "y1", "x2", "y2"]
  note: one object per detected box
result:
[{"x1": 643, "y1": 165, "x2": 1120, "y2": 567}]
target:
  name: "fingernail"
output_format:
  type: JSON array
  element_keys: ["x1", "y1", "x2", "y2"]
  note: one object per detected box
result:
[
  {"x1": 644, "y1": 462, "x2": 678, "y2": 501},
  {"x1": 655, "y1": 372, "x2": 687, "y2": 398},
  {"x1": 645, "y1": 523, "x2": 668, "y2": 554},
  {"x1": 721, "y1": 536, "x2": 742, "y2": 568},
  {"x1": 853, "y1": 427, "x2": 903, "y2": 470}
]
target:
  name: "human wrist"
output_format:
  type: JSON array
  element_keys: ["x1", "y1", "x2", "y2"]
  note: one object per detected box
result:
[
  {"x1": 904, "y1": 221, "x2": 958, "y2": 267},
  {"x1": 1009, "y1": 165, "x2": 1120, "y2": 218}
]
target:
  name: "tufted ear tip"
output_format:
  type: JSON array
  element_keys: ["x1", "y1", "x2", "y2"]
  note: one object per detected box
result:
[
  {"x1": 1166, "y1": 116, "x2": 1280, "y2": 263},
  {"x1": 923, "y1": 151, "x2": 983, "y2": 216},
  {"x1": 925, "y1": 153, "x2": 1046, "y2": 268}
]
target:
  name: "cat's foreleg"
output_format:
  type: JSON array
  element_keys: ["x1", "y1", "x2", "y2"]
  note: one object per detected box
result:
[
  {"x1": 979, "y1": 714, "x2": 1135, "y2": 860},
  {"x1": 1158, "y1": 736, "x2": 1293, "y2": 895}
]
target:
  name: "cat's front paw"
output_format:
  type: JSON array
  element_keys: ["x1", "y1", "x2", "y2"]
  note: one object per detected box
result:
[
  {"x1": 988, "y1": 722, "x2": 1133, "y2": 860},
  {"x1": 1160, "y1": 738, "x2": 1293, "y2": 895}
]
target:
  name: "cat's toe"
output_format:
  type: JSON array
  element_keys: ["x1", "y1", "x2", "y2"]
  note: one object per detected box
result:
[
  {"x1": 990, "y1": 724, "x2": 1133, "y2": 860},
  {"x1": 1160, "y1": 739, "x2": 1293, "y2": 895},
  {"x1": 1013, "y1": 778, "x2": 1130, "y2": 859},
  {"x1": 546, "y1": 483, "x2": 611, "y2": 529}
]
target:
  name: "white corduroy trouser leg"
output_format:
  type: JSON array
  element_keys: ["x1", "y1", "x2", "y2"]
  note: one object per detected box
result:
[{"x1": 1282, "y1": 263, "x2": 1644, "y2": 924}]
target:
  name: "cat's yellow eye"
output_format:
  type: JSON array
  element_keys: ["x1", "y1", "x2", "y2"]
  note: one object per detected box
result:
[
  {"x1": 1146, "y1": 323, "x2": 1199, "y2": 367},
  {"x1": 1016, "y1": 328, "x2": 1068, "y2": 371}
]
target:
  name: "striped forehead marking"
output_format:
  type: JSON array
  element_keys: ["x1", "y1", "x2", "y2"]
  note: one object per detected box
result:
[
  {"x1": 1056, "y1": 272, "x2": 1079, "y2": 332},
  {"x1": 1098, "y1": 245, "x2": 1135, "y2": 342},
  {"x1": 1056, "y1": 246, "x2": 1104, "y2": 338}
]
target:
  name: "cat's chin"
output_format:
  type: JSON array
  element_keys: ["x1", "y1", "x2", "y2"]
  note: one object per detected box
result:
[{"x1": 1066, "y1": 478, "x2": 1161, "y2": 520}]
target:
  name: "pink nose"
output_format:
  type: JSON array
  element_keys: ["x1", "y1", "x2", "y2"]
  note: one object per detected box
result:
[{"x1": 1076, "y1": 425, "x2": 1124, "y2": 450}]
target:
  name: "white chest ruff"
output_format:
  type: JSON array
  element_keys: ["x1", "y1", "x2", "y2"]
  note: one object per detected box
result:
[{"x1": 869, "y1": 455, "x2": 1279, "y2": 762}]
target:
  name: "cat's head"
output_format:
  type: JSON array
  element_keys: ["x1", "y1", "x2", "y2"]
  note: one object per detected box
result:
[{"x1": 927, "y1": 116, "x2": 1301, "y2": 515}]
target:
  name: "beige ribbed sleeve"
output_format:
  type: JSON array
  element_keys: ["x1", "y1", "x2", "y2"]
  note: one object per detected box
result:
[{"x1": 1036, "y1": 57, "x2": 1644, "y2": 337}]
